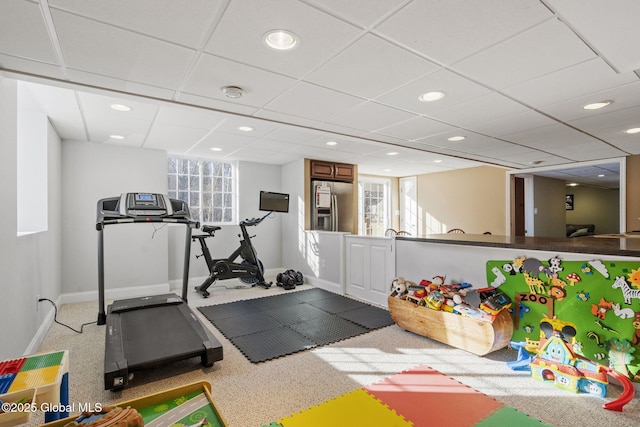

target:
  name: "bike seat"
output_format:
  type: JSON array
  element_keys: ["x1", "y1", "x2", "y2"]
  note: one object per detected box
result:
[{"x1": 202, "y1": 225, "x2": 221, "y2": 234}]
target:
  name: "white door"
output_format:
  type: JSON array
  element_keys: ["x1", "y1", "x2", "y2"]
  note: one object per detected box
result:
[
  {"x1": 399, "y1": 176, "x2": 417, "y2": 236},
  {"x1": 345, "y1": 236, "x2": 395, "y2": 307}
]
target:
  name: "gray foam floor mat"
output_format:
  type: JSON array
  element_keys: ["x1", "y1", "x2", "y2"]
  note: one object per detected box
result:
[{"x1": 198, "y1": 288, "x2": 394, "y2": 363}]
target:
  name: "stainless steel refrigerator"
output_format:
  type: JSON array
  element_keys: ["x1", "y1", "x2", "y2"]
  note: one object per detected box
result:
[{"x1": 311, "y1": 180, "x2": 354, "y2": 233}]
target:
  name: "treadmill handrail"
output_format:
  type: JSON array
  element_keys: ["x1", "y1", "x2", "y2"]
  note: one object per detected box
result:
[{"x1": 97, "y1": 216, "x2": 199, "y2": 230}]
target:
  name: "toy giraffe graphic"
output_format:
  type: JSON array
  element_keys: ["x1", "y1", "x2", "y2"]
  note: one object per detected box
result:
[{"x1": 524, "y1": 272, "x2": 546, "y2": 294}]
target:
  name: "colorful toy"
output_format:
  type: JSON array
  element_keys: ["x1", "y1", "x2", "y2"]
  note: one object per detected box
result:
[
  {"x1": 390, "y1": 277, "x2": 408, "y2": 298},
  {"x1": 612, "y1": 276, "x2": 640, "y2": 305},
  {"x1": 509, "y1": 318, "x2": 635, "y2": 411}
]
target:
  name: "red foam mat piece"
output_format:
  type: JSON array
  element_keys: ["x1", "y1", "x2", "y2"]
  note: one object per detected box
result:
[{"x1": 364, "y1": 365, "x2": 504, "y2": 427}]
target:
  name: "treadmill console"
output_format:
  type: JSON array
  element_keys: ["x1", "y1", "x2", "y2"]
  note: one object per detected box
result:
[{"x1": 96, "y1": 192, "x2": 194, "y2": 230}]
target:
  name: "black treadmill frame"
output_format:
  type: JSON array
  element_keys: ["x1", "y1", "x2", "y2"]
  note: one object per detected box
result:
[{"x1": 96, "y1": 194, "x2": 223, "y2": 390}]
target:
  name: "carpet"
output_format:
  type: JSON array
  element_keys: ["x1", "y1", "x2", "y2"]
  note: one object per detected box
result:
[{"x1": 198, "y1": 288, "x2": 394, "y2": 363}]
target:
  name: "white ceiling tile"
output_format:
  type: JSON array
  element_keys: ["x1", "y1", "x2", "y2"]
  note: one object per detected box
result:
[
  {"x1": 327, "y1": 102, "x2": 417, "y2": 132},
  {"x1": 77, "y1": 91, "x2": 158, "y2": 121},
  {"x1": 468, "y1": 110, "x2": 556, "y2": 137},
  {"x1": 49, "y1": 0, "x2": 223, "y2": 46},
  {"x1": 428, "y1": 92, "x2": 528, "y2": 128},
  {"x1": 547, "y1": 144, "x2": 628, "y2": 162},
  {"x1": 154, "y1": 105, "x2": 227, "y2": 130},
  {"x1": 545, "y1": 0, "x2": 640, "y2": 73},
  {"x1": 375, "y1": 69, "x2": 491, "y2": 114},
  {"x1": 569, "y1": 106, "x2": 640, "y2": 139},
  {"x1": 182, "y1": 53, "x2": 298, "y2": 107},
  {"x1": 541, "y1": 81, "x2": 640, "y2": 123},
  {"x1": 503, "y1": 58, "x2": 637, "y2": 108},
  {"x1": 375, "y1": 116, "x2": 455, "y2": 141},
  {"x1": 306, "y1": 34, "x2": 438, "y2": 99},
  {"x1": 176, "y1": 92, "x2": 260, "y2": 116},
  {"x1": 453, "y1": 19, "x2": 596, "y2": 89},
  {"x1": 204, "y1": 0, "x2": 362, "y2": 78},
  {"x1": 0, "y1": 1, "x2": 58, "y2": 63},
  {"x1": 375, "y1": 0, "x2": 552, "y2": 65},
  {"x1": 143, "y1": 123, "x2": 212, "y2": 152},
  {"x1": 263, "y1": 82, "x2": 365, "y2": 122},
  {"x1": 65, "y1": 69, "x2": 178, "y2": 100},
  {"x1": 303, "y1": 0, "x2": 407, "y2": 28},
  {"x1": 52, "y1": 10, "x2": 195, "y2": 89}
]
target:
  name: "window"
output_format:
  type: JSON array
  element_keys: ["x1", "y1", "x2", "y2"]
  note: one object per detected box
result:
[
  {"x1": 168, "y1": 157, "x2": 236, "y2": 224},
  {"x1": 358, "y1": 178, "x2": 390, "y2": 236}
]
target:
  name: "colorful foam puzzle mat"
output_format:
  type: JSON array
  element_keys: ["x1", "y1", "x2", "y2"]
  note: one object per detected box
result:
[{"x1": 268, "y1": 365, "x2": 551, "y2": 426}]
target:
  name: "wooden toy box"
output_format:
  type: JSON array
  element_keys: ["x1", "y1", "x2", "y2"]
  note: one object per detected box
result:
[{"x1": 388, "y1": 293, "x2": 514, "y2": 356}]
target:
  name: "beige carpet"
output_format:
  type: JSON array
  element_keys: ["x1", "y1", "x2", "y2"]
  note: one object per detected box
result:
[{"x1": 28, "y1": 280, "x2": 640, "y2": 427}]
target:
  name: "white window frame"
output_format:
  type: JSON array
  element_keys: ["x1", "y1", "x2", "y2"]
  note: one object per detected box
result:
[
  {"x1": 168, "y1": 156, "x2": 237, "y2": 225},
  {"x1": 358, "y1": 177, "x2": 391, "y2": 236}
]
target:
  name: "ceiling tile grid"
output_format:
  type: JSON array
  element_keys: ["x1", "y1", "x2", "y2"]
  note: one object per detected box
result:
[{"x1": 0, "y1": 0, "x2": 638, "y2": 185}]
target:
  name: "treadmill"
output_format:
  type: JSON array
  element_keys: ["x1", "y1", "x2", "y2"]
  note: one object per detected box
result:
[{"x1": 96, "y1": 193, "x2": 223, "y2": 391}]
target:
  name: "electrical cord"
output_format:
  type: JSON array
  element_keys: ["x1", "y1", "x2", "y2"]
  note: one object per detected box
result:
[{"x1": 38, "y1": 298, "x2": 96, "y2": 333}]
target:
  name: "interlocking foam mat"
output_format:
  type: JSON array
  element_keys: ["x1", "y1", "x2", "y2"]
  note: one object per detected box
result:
[
  {"x1": 270, "y1": 365, "x2": 552, "y2": 427},
  {"x1": 198, "y1": 288, "x2": 395, "y2": 363}
]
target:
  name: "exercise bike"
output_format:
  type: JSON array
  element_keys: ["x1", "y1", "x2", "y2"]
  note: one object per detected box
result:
[{"x1": 192, "y1": 211, "x2": 273, "y2": 297}]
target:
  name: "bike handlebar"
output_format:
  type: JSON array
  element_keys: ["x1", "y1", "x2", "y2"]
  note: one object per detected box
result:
[{"x1": 240, "y1": 211, "x2": 273, "y2": 227}]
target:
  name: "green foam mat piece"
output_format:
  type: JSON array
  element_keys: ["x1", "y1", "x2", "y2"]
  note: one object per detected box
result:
[{"x1": 475, "y1": 406, "x2": 553, "y2": 427}]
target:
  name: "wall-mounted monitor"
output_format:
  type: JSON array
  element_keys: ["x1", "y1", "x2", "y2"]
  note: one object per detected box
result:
[{"x1": 259, "y1": 191, "x2": 289, "y2": 213}]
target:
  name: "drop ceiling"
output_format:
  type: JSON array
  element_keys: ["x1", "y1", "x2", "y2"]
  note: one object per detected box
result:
[{"x1": 1, "y1": 0, "x2": 638, "y2": 186}]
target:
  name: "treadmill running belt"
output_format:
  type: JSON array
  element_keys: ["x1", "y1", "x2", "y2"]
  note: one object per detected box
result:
[
  {"x1": 120, "y1": 305, "x2": 204, "y2": 367},
  {"x1": 198, "y1": 288, "x2": 394, "y2": 363}
]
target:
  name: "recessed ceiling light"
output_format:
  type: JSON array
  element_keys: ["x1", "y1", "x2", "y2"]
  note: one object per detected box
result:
[
  {"x1": 529, "y1": 160, "x2": 543, "y2": 165},
  {"x1": 418, "y1": 91, "x2": 445, "y2": 102},
  {"x1": 386, "y1": 151, "x2": 399, "y2": 156},
  {"x1": 447, "y1": 136, "x2": 465, "y2": 142},
  {"x1": 221, "y1": 86, "x2": 245, "y2": 99},
  {"x1": 210, "y1": 147, "x2": 223, "y2": 152},
  {"x1": 238, "y1": 126, "x2": 254, "y2": 132},
  {"x1": 383, "y1": 169, "x2": 392, "y2": 172},
  {"x1": 109, "y1": 135, "x2": 125, "y2": 140},
  {"x1": 568, "y1": 183, "x2": 578, "y2": 187},
  {"x1": 625, "y1": 127, "x2": 640, "y2": 134},
  {"x1": 264, "y1": 30, "x2": 298, "y2": 50},
  {"x1": 326, "y1": 141, "x2": 338, "y2": 146},
  {"x1": 433, "y1": 159, "x2": 443, "y2": 163},
  {"x1": 598, "y1": 174, "x2": 605, "y2": 177},
  {"x1": 110, "y1": 103, "x2": 131, "y2": 111},
  {"x1": 583, "y1": 101, "x2": 612, "y2": 110}
]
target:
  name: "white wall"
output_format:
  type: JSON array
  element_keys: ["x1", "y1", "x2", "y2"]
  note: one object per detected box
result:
[
  {"x1": 61, "y1": 142, "x2": 169, "y2": 298},
  {"x1": 0, "y1": 78, "x2": 62, "y2": 360}
]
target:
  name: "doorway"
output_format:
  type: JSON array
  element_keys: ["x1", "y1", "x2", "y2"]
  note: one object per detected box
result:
[{"x1": 400, "y1": 176, "x2": 417, "y2": 236}]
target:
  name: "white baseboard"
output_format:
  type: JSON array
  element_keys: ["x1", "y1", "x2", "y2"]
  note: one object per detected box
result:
[
  {"x1": 304, "y1": 276, "x2": 342, "y2": 295},
  {"x1": 24, "y1": 296, "x2": 61, "y2": 355},
  {"x1": 59, "y1": 283, "x2": 171, "y2": 305}
]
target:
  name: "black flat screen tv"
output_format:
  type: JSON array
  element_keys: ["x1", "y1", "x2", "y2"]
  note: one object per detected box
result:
[{"x1": 259, "y1": 191, "x2": 290, "y2": 213}]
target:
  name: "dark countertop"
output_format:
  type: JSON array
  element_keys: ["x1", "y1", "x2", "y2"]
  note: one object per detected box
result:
[{"x1": 396, "y1": 233, "x2": 640, "y2": 258}]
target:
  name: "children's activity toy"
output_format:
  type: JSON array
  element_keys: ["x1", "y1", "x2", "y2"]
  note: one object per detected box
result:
[
  {"x1": 0, "y1": 350, "x2": 69, "y2": 425},
  {"x1": 40, "y1": 381, "x2": 227, "y2": 427},
  {"x1": 387, "y1": 276, "x2": 513, "y2": 356},
  {"x1": 490, "y1": 256, "x2": 640, "y2": 410}
]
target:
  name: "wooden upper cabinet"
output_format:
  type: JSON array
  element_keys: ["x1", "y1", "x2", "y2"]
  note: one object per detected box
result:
[{"x1": 310, "y1": 160, "x2": 354, "y2": 182}]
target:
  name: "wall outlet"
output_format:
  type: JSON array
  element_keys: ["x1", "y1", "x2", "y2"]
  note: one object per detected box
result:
[{"x1": 321, "y1": 259, "x2": 326, "y2": 269}]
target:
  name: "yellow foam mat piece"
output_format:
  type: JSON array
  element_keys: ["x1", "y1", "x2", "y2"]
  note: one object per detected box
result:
[{"x1": 278, "y1": 389, "x2": 411, "y2": 427}]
